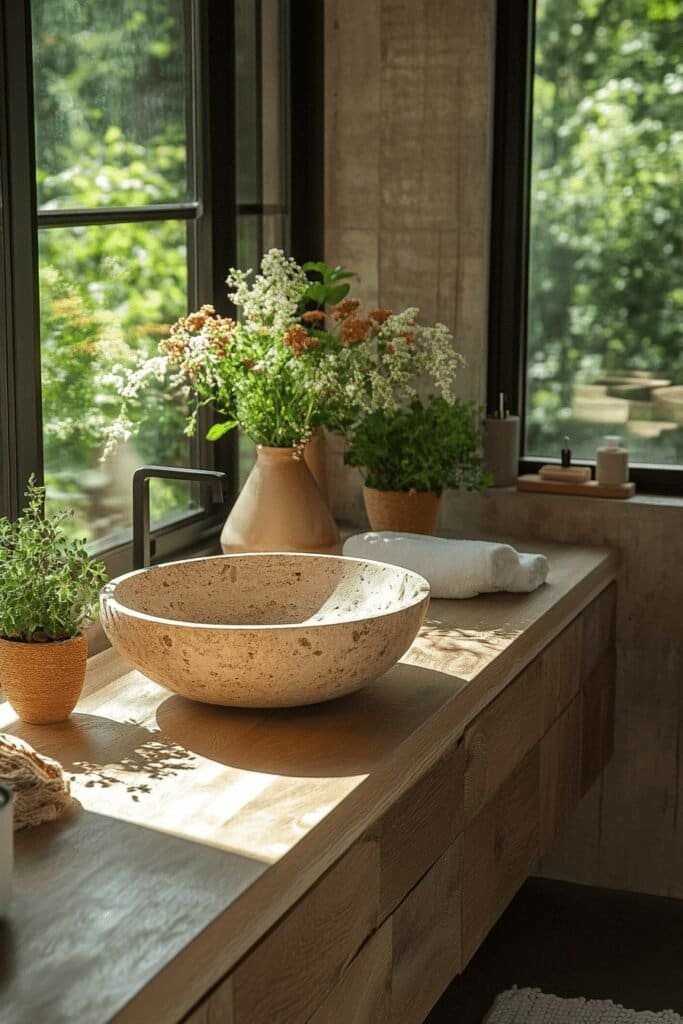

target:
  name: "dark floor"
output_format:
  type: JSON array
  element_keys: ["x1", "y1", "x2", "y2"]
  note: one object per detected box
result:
[{"x1": 427, "y1": 877, "x2": 683, "y2": 1023}]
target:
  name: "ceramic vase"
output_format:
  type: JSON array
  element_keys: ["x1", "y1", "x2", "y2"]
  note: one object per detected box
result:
[
  {"x1": 0, "y1": 633, "x2": 88, "y2": 725},
  {"x1": 220, "y1": 446, "x2": 341, "y2": 554},
  {"x1": 303, "y1": 429, "x2": 329, "y2": 503},
  {"x1": 363, "y1": 486, "x2": 441, "y2": 535},
  {"x1": 0, "y1": 784, "x2": 12, "y2": 915}
]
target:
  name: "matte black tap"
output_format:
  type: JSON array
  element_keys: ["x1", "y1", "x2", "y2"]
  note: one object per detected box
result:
[{"x1": 132, "y1": 465, "x2": 227, "y2": 570}]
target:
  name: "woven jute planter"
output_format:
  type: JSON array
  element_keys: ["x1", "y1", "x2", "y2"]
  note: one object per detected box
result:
[
  {"x1": 0, "y1": 633, "x2": 87, "y2": 725},
  {"x1": 363, "y1": 486, "x2": 441, "y2": 535}
]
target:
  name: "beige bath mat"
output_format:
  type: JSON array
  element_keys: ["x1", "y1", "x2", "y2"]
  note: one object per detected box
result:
[{"x1": 485, "y1": 988, "x2": 683, "y2": 1024}]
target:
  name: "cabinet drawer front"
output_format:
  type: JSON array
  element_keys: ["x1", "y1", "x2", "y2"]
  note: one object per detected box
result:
[
  {"x1": 309, "y1": 924, "x2": 392, "y2": 1024},
  {"x1": 582, "y1": 648, "x2": 616, "y2": 795},
  {"x1": 233, "y1": 838, "x2": 380, "y2": 1024},
  {"x1": 463, "y1": 747, "x2": 540, "y2": 965},
  {"x1": 540, "y1": 695, "x2": 582, "y2": 849},
  {"x1": 391, "y1": 836, "x2": 463, "y2": 1024},
  {"x1": 379, "y1": 740, "x2": 464, "y2": 919},
  {"x1": 464, "y1": 660, "x2": 544, "y2": 823}
]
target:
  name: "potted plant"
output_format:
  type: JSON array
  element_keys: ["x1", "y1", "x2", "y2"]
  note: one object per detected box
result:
[
  {"x1": 0, "y1": 478, "x2": 107, "y2": 724},
  {"x1": 106, "y1": 250, "x2": 356, "y2": 554},
  {"x1": 345, "y1": 396, "x2": 489, "y2": 533},
  {"x1": 314, "y1": 303, "x2": 489, "y2": 532}
]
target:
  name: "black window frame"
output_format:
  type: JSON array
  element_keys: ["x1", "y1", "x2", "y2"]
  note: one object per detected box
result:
[
  {"x1": 0, "y1": 0, "x2": 324, "y2": 568},
  {"x1": 488, "y1": 0, "x2": 683, "y2": 496}
]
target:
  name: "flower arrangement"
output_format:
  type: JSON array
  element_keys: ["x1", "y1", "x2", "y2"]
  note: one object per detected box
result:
[
  {"x1": 310, "y1": 299, "x2": 489, "y2": 495},
  {"x1": 104, "y1": 249, "x2": 487, "y2": 520},
  {"x1": 105, "y1": 250, "x2": 355, "y2": 455},
  {"x1": 311, "y1": 302, "x2": 464, "y2": 431}
]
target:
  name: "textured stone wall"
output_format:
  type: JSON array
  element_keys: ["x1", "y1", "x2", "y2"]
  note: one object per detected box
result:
[
  {"x1": 325, "y1": 0, "x2": 493, "y2": 401},
  {"x1": 324, "y1": 0, "x2": 494, "y2": 522},
  {"x1": 325, "y1": 2, "x2": 683, "y2": 900}
]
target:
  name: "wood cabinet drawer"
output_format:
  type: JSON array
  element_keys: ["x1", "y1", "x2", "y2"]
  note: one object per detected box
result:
[
  {"x1": 464, "y1": 659, "x2": 544, "y2": 823},
  {"x1": 582, "y1": 648, "x2": 616, "y2": 795},
  {"x1": 540, "y1": 694, "x2": 582, "y2": 849},
  {"x1": 184, "y1": 981, "x2": 234, "y2": 1024},
  {"x1": 540, "y1": 612, "x2": 583, "y2": 730},
  {"x1": 378, "y1": 740, "x2": 464, "y2": 919},
  {"x1": 463, "y1": 747, "x2": 540, "y2": 966},
  {"x1": 309, "y1": 924, "x2": 392, "y2": 1024},
  {"x1": 232, "y1": 838, "x2": 380, "y2": 1024},
  {"x1": 580, "y1": 582, "x2": 616, "y2": 682},
  {"x1": 390, "y1": 836, "x2": 463, "y2": 1024}
]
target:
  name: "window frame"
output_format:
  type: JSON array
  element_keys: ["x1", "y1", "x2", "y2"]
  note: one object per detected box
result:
[
  {"x1": 488, "y1": 0, "x2": 683, "y2": 495},
  {"x1": 0, "y1": 0, "x2": 240, "y2": 564}
]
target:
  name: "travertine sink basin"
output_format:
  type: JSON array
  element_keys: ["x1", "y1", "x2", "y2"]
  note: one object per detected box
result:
[{"x1": 100, "y1": 553, "x2": 430, "y2": 707}]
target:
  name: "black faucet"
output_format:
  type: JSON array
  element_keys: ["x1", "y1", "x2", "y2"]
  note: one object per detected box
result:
[{"x1": 132, "y1": 466, "x2": 227, "y2": 570}]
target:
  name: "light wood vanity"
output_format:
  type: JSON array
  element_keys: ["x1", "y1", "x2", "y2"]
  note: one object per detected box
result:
[{"x1": 0, "y1": 539, "x2": 618, "y2": 1024}]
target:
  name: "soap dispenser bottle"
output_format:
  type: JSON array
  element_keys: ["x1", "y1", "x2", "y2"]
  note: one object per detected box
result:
[{"x1": 596, "y1": 435, "x2": 629, "y2": 486}]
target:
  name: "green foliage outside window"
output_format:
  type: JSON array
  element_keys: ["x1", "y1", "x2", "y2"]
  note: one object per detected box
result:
[
  {"x1": 32, "y1": 0, "x2": 193, "y2": 543},
  {"x1": 527, "y1": 0, "x2": 683, "y2": 464}
]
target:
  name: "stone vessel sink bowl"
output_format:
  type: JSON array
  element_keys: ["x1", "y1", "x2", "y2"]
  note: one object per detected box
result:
[{"x1": 100, "y1": 553, "x2": 430, "y2": 708}]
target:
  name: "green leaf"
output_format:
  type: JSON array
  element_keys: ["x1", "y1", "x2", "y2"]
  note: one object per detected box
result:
[
  {"x1": 206, "y1": 420, "x2": 238, "y2": 441},
  {"x1": 325, "y1": 284, "x2": 350, "y2": 305}
]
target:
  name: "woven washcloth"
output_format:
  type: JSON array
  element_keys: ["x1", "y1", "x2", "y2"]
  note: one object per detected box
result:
[
  {"x1": 0, "y1": 732, "x2": 73, "y2": 830},
  {"x1": 485, "y1": 988, "x2": 683, "y2": 1024}
]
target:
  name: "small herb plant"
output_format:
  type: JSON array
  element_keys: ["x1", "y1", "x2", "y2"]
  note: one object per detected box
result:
[
  {"x1": 344, "y1": 396, "x2": 490, "y2": 494},
  {"x1": 0, "y1": 478, "x2": 108, "y2": 643}
]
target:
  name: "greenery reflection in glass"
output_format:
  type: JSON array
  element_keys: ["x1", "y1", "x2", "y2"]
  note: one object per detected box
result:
[
  {"x1": 526, "y1": 0, "x2": 683, "y2": 466},
  {"x1": 32, "y1": 0, "x2": 189, "y2": 210},
  {"x1": 39, "y1": 221, "x2": 193, "y2": 545}
]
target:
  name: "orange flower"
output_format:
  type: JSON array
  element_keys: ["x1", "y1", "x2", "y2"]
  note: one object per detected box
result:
[
  {"x1": 301, "y1": 310, "x2": 326, "y2": 324},
  {"x1": 331, "y1": 298, "x2": 360, "y2": 321},
  {"x1": 282, "y1": 324, "x2": 313, "y2": 356},
  {"x1": 367, "y1": 308, "x2": 391, "y2": 325},
  {"x1": 340, "y1": 315, "x2": 371, "y2": 345}
]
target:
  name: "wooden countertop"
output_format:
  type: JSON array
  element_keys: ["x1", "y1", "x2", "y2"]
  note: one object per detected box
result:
[{"x1": 0, "y1": 540, "x2": 618, "y2": 1024}]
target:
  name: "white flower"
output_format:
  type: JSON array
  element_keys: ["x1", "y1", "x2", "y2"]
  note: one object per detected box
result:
[{"x1": 226, "y1": 249, "x2": 308, "y2": 333}]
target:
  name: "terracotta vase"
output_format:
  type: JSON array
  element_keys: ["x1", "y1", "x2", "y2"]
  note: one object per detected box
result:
[
  {"x1": 0, "y1": 633, "x2": 88, "y2": 725},
  {"x1": 303, "y1": 428, "x2": 329, "y2": 503},
  {"x1": 220, "y1": 446, "x2": 341, "y2": 554},
  {"x1": 363, "y1": 486, "x2": 441, "y2": 535}
]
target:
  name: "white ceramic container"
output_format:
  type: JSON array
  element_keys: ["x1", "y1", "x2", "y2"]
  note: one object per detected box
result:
[{"x1": 0, "y1": 783, "x2": 13, "y2": 914}]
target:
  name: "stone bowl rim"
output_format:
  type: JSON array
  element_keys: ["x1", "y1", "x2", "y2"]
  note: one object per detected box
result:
[{"x1": 100, "y1": 552, "x2": 431, "y2": 632}]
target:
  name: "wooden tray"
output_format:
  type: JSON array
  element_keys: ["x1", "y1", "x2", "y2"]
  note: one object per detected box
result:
[{"x1": 517, "y1": 474, "x2": 636, "y2": 499}]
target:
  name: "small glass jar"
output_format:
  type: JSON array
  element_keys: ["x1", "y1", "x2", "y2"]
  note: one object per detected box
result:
[{"x1": 596, "y1": 435, "x2": 629, "y2": 486}]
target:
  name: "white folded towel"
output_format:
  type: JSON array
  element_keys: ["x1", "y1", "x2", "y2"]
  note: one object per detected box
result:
[{"x1": 343, "y1": 532, "x2": 549, "y2": 599}]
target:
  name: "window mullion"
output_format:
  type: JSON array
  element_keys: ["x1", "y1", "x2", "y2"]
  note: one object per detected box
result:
[
  {"x1": 195, "y1": 0, "x2": 239, "y2": 503},
  {"x1": 36, "y1": 202, "x2": 201, "y2": 228},
  {"x1": 1, "y1": 0, "x2": 42, "y2": 518}
]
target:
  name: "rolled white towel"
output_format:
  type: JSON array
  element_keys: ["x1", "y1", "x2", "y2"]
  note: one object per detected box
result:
[
  {"x1": 343, "y1": 531, "x2": 548, "y2": 599},
  {"x1": 507, "y1": 552, "x2": 549, "y2": 593}
]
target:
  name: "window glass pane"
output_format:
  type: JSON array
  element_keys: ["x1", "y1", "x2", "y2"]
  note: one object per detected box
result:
[
  {"x1": 39, "y1": 220, "x2": 196, "y2": 548},
  {"x1": 526, "y1": 0, "x2": 683, "y2": 466},
  {"x1": 32, "y1": 0, "x2": 190, "y2": 210},
  {"x1": 261, "y1": 0, "x2": 289, "y2": 215}
]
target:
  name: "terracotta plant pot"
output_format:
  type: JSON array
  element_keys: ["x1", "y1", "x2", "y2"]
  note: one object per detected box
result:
[
  {"x1": 0, "y1": 633, "x2": 88, "y2": 725},
  {"x1": 363, "y1": 486, "x2": 441, "y2": 535},
  {"x1": 221, "y1": 446, "x2": 341, "y2": 554}
]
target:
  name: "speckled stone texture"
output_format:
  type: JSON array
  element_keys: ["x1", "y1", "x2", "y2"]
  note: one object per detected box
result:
[{"x1": 100, "y1": 554, "x2": 430, "y2": 708}]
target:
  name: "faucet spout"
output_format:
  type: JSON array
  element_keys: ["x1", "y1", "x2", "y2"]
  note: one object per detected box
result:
[{"x1": 132, "y1": 465, "x2": 227, "y2": 570}]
